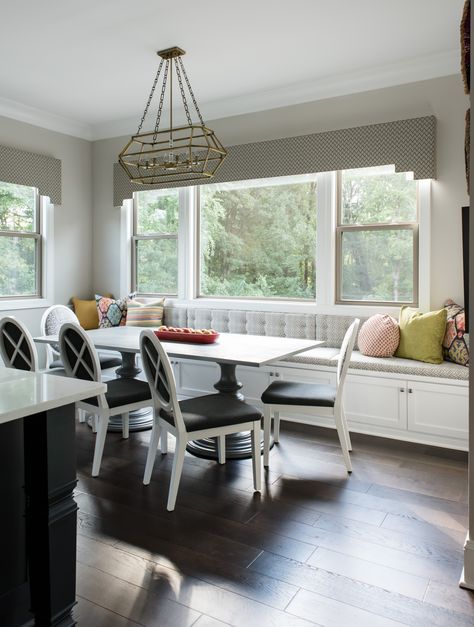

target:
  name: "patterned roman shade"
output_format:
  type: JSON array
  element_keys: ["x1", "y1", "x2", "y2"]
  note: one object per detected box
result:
[
  {"x1": 113, "y1": 115, "x2": 436, "y2": 206},
  {"x1": 0, "y1": 144, "x2": 62, "y2": 204}
]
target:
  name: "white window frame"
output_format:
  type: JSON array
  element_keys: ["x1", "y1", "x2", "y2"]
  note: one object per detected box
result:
[
  {"x1": 0, "y1": 194, "x2": 54, "y2": 311},
  {"x1": 121, "y1": 172, "x2": 431, "y2": 316}
]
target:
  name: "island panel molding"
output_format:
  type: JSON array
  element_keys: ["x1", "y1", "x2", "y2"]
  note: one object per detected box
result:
[
  {"x1": 114, "y1": 115, "x2": 436, "y2": 205},
  {"x1": 0, "y1": 143, "x2": 61, "y2": 204}
]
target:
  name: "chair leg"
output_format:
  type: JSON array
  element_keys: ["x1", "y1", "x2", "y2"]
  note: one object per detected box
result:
[
  {"x1": 161, "y1": 428, "x2": 168, "y2": 454},
  {"x1": 341, "y1": 406, "x2": 352, "y2": 451},
  {"x1": 167, "y1": 439, "x2": 186, "y2": 511},
  {"x1": 143, "y1": 419, "x2": 161, "y2": 485},
  {"x1": 335, "y1": 408, "x2": 352, "y2": 473},
  {"x1": 251, "y1": 420, "x2": 262, "y2": 492},
  {"x1": 122, "y1": 412, "x2": 129, "y2": 439},
  {"x1": 92, "y1": 414, "x2": 109, "y2": 477},
  {"x1": 263, "y1": 405, "x2": 271, "y2": 467},
  {"x1": 273, "y1": 410, "x2": 281, "y2": 443},
  {"x1": 217, "y1": 435, "x2": 226, "y2": 464}
]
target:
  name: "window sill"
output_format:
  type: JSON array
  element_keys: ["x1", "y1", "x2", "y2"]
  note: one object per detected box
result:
[{"x1": 0, "y1": 298, "x2": 52, "y2": 312}]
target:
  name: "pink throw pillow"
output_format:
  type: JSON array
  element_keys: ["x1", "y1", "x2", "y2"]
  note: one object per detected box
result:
[{"x1": 358, "y1": 314, "x2": 400, "y2": 357}]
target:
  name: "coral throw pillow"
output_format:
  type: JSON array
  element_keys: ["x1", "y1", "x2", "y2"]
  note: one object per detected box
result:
[
  {"x1": 443, "y1": 299, "x2": 469, "y2": 366},
  {"x1": 96, "y1": 295, "x2": 127, "y2": 328},
  {"x1": 395, "y1": 306, "x2": 447, "y2": 364},
  {"x1": 358, "y1": 314, "x2": 400, "y2": 357},
  {"x1": 126, "y1": 298, "x2": 165, "y2": 327}
]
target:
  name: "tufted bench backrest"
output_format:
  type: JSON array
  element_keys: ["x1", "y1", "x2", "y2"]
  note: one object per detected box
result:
[{"x1": 163, "y1": 305, "x2": 366, "y2": 348}]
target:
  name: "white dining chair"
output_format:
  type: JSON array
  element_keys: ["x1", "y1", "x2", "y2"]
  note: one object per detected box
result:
[
  {"x1": 261, "y1": 318, "x2": 360, "y2": 472},
  {"x1": 0, "y1": 316, "x2": 66, "y2": 375},
  {"x1": 41, "y1": 304, "x2": 122, "y2": 370},
  {"x1": 59, "y1": 322, "x2": 152, "y2": 477},
  {"x1": 140, "y1": 329, "x2": 262, "y2": 511}
]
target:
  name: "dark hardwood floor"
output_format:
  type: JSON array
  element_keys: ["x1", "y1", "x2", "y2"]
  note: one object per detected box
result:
[{"x1": 73, "y1": 421, "x2": 473, "y2": 626}]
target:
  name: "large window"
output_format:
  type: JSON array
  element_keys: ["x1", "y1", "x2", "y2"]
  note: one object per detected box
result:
[
  {"x1": 199, "y1": 175, "x2": 317, "y2": 299},
  {"x1": 130, "y1": 165, "x2": 424, "y2": 307},
  {"x1": 132, "y1": 188, "x2": 179, "y2": 295},
  {"x1": 0, "y1": 180, "x2": 41, "y2": 299},
  {"x1": 336, "y1": 166, "x2": 418, "y2": 305}
]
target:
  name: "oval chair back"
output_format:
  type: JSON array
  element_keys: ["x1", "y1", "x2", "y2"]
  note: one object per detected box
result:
[
  {"x1": 0, "y1": 316, "x2": 39, "y2": 371},
  {"x1": 59, "y1": 322, "x2": 101, "y2": 383},
  {"x1": 41, "y1": 305, "x2": 80, "y2": 367},
  {"x1": 335, "y1": 318, "x2": 360, "y2": 407},
  {"x1": 140, "y1": 330, "x2": 185, "y2": 433}
]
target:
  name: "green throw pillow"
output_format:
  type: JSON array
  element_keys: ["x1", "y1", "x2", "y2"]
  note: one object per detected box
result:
[{"x1": 395, "y1": 306, "x2": 447, "y2": 364}]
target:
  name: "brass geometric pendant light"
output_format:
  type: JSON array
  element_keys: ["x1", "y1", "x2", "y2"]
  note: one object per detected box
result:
[{"x1": 119, "y1": 46, "x2": 227, "y2": 185}]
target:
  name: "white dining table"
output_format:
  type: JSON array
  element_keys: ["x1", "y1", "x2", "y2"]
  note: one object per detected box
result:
[{"x1": 35, "y1": 326, "x2": 322, "y2": 459}]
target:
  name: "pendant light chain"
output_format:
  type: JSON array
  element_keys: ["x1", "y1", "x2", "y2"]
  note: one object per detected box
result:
[
  {"x1": 154, "y1": 59, "x2": 169, "y2": 138},
  {"x1": 177, "y1": 57, "x2": 205, "y2": 126},
  {"x1": 174, "y1": 59, "x2": 193, "y2": 127},
  {"x1": 136, "y1": 58, "x2": 164, "y2": 135}
]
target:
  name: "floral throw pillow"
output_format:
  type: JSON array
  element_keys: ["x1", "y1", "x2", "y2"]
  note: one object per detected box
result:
[
  {"x1": 443, "y1": 299, "x2": 469, "y2": 366},
  {"x1": 95, "y1": 295, "x2": 127, "y2": 328}
]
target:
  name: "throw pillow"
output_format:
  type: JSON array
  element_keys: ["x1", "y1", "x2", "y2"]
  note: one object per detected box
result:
[
  {"x1": 72, "y1": 293, "x2": 112, "y2": 330},
  {"x1": 126, "y1": 298, "x2": 165, "y2": 327},
  {"x1": 395, "y1": 306, "x2": 447, "y2": 364},
  {"x1": 358, "y1": 314, "x2": 400, "y2": 357},
  {"x1": 95, "y1": 295, "x2": 127, "y2": 328},
  {"x1": 442, "y1": 299, "x2": 469, "y2": 366}
]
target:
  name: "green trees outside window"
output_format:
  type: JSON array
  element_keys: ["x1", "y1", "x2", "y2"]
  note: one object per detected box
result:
[
  {"x1": 132, "y1": 166, "x2": 419, "y2": 304},
  {"x1": 0, "y1": 181, "x2": 39, "y2": 298}
]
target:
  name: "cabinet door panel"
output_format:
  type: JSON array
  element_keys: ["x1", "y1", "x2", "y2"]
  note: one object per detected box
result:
[
  {"x1": 344, "y1": 374, "x2": 407, "y2": 430},
  {"x1": 407, "y1": 381, "x2": 468, "y2": 440},
  {"x1": 276, "y1": 366, "x2": 336, "y2": 386}
]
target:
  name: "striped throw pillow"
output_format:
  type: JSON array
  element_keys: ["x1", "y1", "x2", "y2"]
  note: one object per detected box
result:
[{"x1": 126, "y1": 298, "x2": 164, "y2": 327}]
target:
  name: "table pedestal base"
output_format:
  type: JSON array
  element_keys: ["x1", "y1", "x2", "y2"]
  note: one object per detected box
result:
[{"x1": 186, "y1": 363, "x2": 268, "y2": 461}]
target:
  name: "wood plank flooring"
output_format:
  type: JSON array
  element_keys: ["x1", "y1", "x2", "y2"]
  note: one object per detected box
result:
[{"x1": 74, "y1": 421, "x2": 473, "y2": 627}]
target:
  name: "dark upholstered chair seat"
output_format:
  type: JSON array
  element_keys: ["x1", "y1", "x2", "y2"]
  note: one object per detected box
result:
[
  {"x1": 261, "y1": 380, "x2": 336, "y2": 407},
  {"x1": 160, "y1": 394, "x2": 262, "y2": 432},
  {"x1": 84, "y1": 378, "x2": 151, "y2": 408},
  {"x1": 50, "y1": 352, "x2": 121, "y2": 371}
]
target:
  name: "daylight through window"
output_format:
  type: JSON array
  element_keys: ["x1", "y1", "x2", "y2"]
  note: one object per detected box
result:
[{"x1": 0, "y1": 181, "x2": 41, "y2": 298}]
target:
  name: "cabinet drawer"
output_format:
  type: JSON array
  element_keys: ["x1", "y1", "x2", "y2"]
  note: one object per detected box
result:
[
  {"x1": 177, "y1": 359, "x2": 218, "y2": 396},
  {"x1": 344, "y1": 374, "x2": 407, "y2": 430}
]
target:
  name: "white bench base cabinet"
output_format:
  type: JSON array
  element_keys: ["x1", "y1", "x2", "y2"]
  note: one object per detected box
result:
[{"x1": 171, "y1": 358, "x2": 468, "y2": 452}]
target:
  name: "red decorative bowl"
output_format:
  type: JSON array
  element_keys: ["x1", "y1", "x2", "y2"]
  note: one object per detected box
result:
[{"x1": 154, "y1": 330, "x2": 220, "y2": 344}]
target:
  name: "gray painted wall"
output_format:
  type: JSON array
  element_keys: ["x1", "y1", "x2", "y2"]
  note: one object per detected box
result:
[
  {"x1": 91, "y1": 74, "x2": 470, "y2": 309},
  {"x1": 0, "y1": 115, "x2": 93, "y2": 340}
]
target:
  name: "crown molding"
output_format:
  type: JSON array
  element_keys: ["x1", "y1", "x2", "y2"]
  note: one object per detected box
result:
[
  {"x1": 0, "y1": 49, "x2": 461, "y2": 142},
  {"x1": 0, "y1": 96, "x2": 93, "y2": 140},
  {"x1": 90, "y1": 49, "x2": 460, "y2": 141}
]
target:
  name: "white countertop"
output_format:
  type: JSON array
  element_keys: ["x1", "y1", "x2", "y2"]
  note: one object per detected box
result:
[
  {"x1": 34, "y1": 327, "x2": 322, "y2": 367},
  {"x1": 0, "y1": 368, "x2": 106, "y2": 425}
]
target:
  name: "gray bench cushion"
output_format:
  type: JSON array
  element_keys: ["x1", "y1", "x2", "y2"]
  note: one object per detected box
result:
[
  {"x1": 346, "y1": 351, "x2": 469, "y2": 381},
  {"x1": 283, "y1": 346, "x2": 340, "y2": 366}
]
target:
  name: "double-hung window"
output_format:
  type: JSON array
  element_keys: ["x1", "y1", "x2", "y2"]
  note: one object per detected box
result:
[
  {"x1": 336, "y1": 166, "x2": 419, "y2": 305},
  {"x1": 132, "y1": 188, "x2": 179, "y2": 296},
  {"x1": 0, "y1": 180, "x2": 41, "y2": 299}
]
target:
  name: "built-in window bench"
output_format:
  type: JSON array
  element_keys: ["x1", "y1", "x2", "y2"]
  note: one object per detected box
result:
[{"x1": 163, "y1": 306, "x2": 469, "y2": 451}]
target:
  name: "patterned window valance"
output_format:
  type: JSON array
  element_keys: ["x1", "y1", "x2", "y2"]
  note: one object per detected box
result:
[
  {"x1": 113, "y1": 115, "x2": 436, "y2": 206},
  {"x1": 0, "y1": 144, "x2": 62, "y2": 204}
]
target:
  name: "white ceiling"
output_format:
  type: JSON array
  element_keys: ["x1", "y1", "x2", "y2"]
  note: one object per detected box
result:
[{"x1": 0, "y1": 0, "x2": 465, "y2": 140}]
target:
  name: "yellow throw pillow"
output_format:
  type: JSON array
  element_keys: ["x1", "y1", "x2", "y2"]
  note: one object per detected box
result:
[
  {"x1": 395, "y1": 306, "x2": 447, "y2": 364},
  {"x1": 72, "y1": 294, "x2": 112, "y2": 330},
  {"x1": 126, "y1": 298, "x2": 165, "y2": 327}
]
